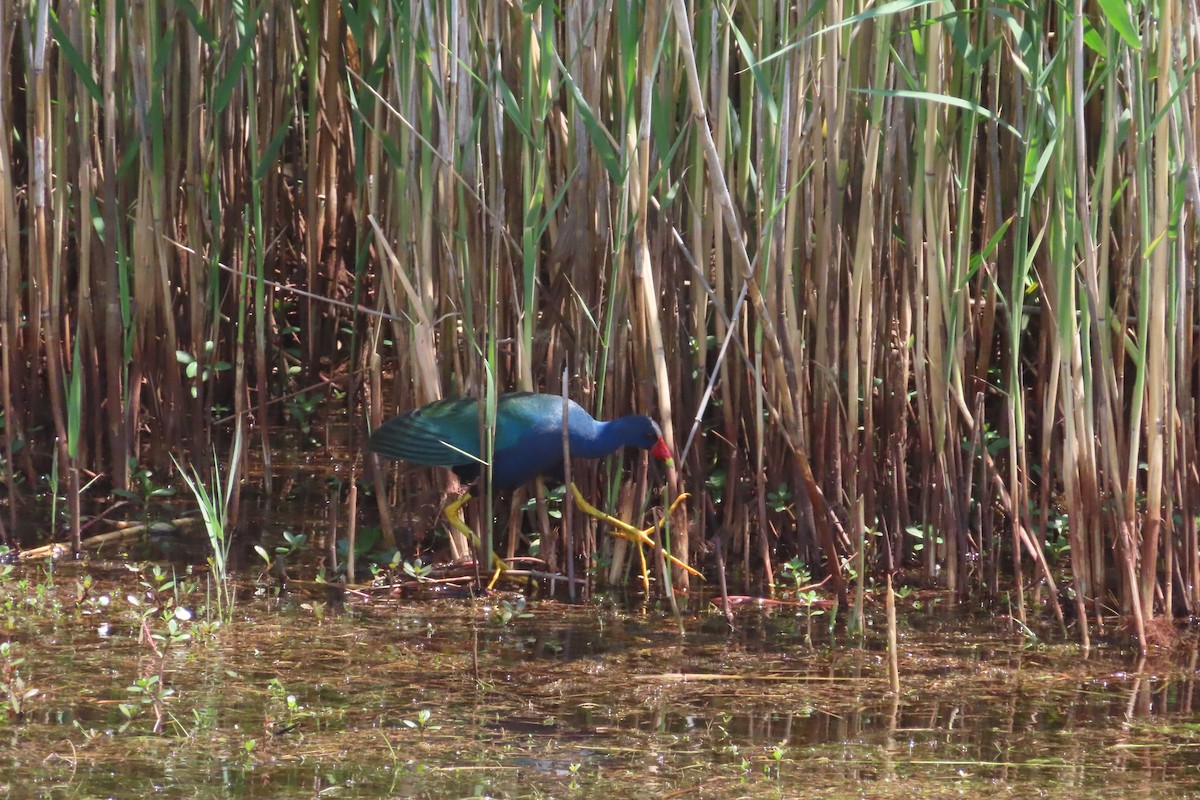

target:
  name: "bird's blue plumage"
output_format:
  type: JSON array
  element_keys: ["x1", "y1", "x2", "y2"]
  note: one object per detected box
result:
[{"x1": 368, "y1": 392, "x2": 668, "y2": 489}]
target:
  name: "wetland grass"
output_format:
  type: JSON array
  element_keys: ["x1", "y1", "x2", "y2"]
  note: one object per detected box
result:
[{"x1": 0, "y1": 0, "x2": 1196, "y2": 649}]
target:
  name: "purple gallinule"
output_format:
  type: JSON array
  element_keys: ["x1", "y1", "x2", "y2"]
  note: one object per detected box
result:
[{"x1": 369, "y1": 392, "x2": 696, "y2": 580}]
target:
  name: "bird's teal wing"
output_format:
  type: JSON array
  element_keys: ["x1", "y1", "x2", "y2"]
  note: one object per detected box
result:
[
  {"x1": 368, "y1": 397, "x2": 485, "y2": 466},
  {"x1": 370, "y1": 393, "x2": 587, "y2": 467}
]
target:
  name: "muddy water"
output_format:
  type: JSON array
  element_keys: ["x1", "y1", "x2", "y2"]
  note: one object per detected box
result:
[{"x1": 2, "y1": 559, "x2": 1199, "y2": 799}]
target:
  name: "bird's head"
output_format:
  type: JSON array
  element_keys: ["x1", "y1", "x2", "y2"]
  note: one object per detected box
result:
[
  {"x1": 651, "y1": 437, "x2": 674, "y2": 468},
  {"x1": 644, "y1": 419, "x2": 674, "y2": 469}
]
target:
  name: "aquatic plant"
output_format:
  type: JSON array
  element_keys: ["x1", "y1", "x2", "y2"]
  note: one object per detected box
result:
[
  {"x1": 0, "y1": 641, "x2": 37, "y2": 721},
  {"x1": 173, "y1": 424, "x2": 243, "y2": 621}
]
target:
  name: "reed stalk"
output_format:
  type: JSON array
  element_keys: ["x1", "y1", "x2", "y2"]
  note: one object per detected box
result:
[
  {"x1": 0, "y1": 0, "x2": 1194, "y2": 627},
  {"x1": 0, "y1": 0, "x2": 20, "y2": 539}
]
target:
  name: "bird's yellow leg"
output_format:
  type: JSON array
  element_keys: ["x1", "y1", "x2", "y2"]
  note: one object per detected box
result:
[
  {"x1": 635, "y1": 492, "x2": 700, "y2": 578},
  {"x1": 629, "y1": 520, "x2": 701, "y2": 578},
  {"x1": 487, "y1": 560, "x2": 504, "y2": 591},
  {"x1": 636, "y1": 537, "x2": 651, "y2": 594},
  {"x1": 569, "y1": 484, "x2": 701, "y2": 578},
  {"x1": 662, "y1": 492, "x2": 690, "y2": 518},
  {"x1": 443, "y1": 493, "x2": 507, "y2": 589},
  {"x1": 444, "y1": 492, "x2": 477, "y2": 543},
  {"x1": 568, "y1": 484, "x2": 653, "y2": 543}
]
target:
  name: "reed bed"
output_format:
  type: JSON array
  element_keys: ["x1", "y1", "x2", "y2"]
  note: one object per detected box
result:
[{"x1": 1, "y1": 0, "x2": 1196, "y2": 650}]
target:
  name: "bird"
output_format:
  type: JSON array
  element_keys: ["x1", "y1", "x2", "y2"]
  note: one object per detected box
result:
[{"x1": 368, "y1": 392, "x2": 697, "y2": 581}]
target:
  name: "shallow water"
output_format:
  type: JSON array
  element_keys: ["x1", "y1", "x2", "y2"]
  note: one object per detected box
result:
[{"x1": 2, "y1": 557, "x2": 1199, "y2": 800}]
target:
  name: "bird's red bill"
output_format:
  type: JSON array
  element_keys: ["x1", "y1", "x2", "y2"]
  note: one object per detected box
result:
[{"x1": 651, "y1": 437, "x2": 673, "y2": 467}]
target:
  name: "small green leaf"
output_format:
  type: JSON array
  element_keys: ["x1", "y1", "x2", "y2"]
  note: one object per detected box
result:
[
  {"x1": 49, "y1": 13, "x2": 101, "y2": 103},
  {"x1": 1094, "y1": 0, "x2": 1141, "y2": 50},
  {"x1": 176, "y1": 0, "x2": 217, "y2": 45}
]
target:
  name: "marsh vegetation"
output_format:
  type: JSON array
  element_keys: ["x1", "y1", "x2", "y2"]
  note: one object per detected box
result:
[{"x1": 0, "y1": 1, "x2": 1197, "y2": 654}]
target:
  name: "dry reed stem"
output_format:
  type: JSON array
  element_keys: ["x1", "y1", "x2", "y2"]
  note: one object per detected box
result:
[{"x1": 0, "y1": 2, "x2": 1195, "y2": 620}]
